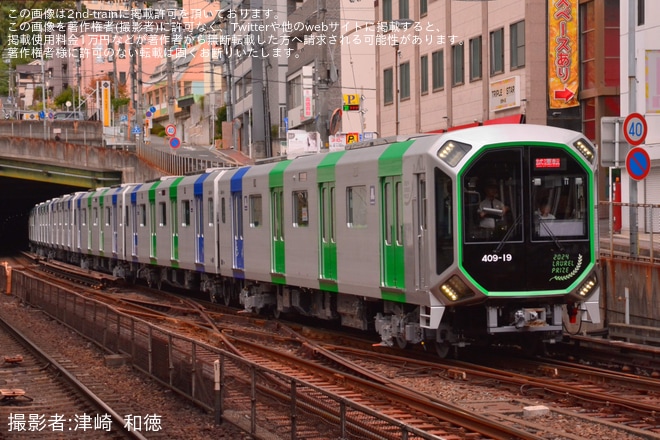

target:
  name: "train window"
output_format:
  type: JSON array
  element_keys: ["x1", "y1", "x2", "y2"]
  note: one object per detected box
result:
[
  {"x1": 105, "y1": 207, "x2": 111, "y2": 226},
  {"x1": 221, "y1": 197, "x2": 226, "y2": 224},
  {"x1": 81, "y1": 208, "x2": 87, "y2": 226},
  {"x1": 139, "y1": 204, "x2": 146, "y2": 227},
  {"x1": 93, "y1": 207, "x2": 98, "y2": 226},
  {"x1": 293, "y1": 190, "x2": 309, "y2": 227},
  {"x1": 250, "y1": 195, "x2": 262, "y2": 227},
  {"x1": 347, "y1": 185, "x2": 367, "y2": 228},
  {"x1": 207, "y1": 198, "x2": 214, "y2": 226},
  {"x1": 159, "y1": 202, "x2": 166, "y2": 227},
  {"x1": 434, "y1": 168, "x2": 454, "y2": 274},
  {"x1": 181, "y1": 200, "x2": 191, "y2": 226}
]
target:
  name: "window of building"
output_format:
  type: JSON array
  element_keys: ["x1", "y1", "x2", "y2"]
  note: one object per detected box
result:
[
  {"x1": 383, "y1": 0, "x2": 392, "y2": 22},
  {"x1": 420, "y1": 55, "x2": 428, "y2": 94},
  {"x1": 384, "y1": 67, "x2": 394, "y2": 104},
  {"x1": 420, "y1": 0, "x2": 427, "y2": 17},
  {"x1": 510, "y1": 21, "x2": 525, "y2": 69},
  {"x1": 490, "y1": 28, "x2": 504, "y2": 75},
  {"x1": 432, "y1": 50, "x2": 444, "y2": 90},
  {"x1": 250, "y1": 195, "x2": 262, "y2": 227},
  {"x1": 293, "y1": 190, "x2": 308, "y2": 227},
  {"x1": 638, "y1": 0, "x2": 644, "y2": 26},
  {"x1": 399, "y1": 61, "x2": 410, "y2": 100},
  {"x1": 288, "y1": 74, "x2": 302, "y2": 108},
  {"x1": 347, "y1": 186, "x2": 367, "y2": 228},
  {"x1": 399, "y1": 0, "x2": 409, "y2": 20},
  {"x1": 452, "y1": 43, "x2": 464, "y2": 86},
  {"x1": 469, "y1": 36, "x2": 482, "y2": 81}
]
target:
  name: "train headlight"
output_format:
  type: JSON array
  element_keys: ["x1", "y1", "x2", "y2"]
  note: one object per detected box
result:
[
  {"x1": 577, "y1": 274, "x2": 598, "y2": 297},
  {"x1": 440, "y1": 276, "x2": 474, "y2": 302},
  {"x1": 573, "y1": 139, "x2": 595, "y2": 163},
  {"x1": 437, "y1": 140, "x2": 471, "y2": 167}
]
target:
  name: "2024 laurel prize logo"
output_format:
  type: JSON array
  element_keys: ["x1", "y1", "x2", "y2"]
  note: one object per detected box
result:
[{"x1": 549, "y1": 254, "x2": 582, "y2": 282}]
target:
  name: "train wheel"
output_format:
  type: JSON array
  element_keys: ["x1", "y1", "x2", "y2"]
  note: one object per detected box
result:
[{"x1": 436, "y1": 341, "x2": 451, "y2": 358}]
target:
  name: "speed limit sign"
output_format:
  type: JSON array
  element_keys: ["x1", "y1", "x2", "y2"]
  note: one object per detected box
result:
[
  {"x1": 165, "y1": 124, "x2": 176, "y2": 137},
  {"x1": 623, "y1": 112, "x2": 647, "y2": 146}
]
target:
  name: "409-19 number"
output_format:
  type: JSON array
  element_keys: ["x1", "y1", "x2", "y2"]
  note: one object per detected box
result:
[{"x1": 482, "y1": 253, "x2": 512, "y2": 263}]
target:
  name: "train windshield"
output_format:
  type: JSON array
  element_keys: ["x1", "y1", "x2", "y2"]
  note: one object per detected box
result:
[{"x1": 462, "y1": 146, "x2": 589, "y2": 243}]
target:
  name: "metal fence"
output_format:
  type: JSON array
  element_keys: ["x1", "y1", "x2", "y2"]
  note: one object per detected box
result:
[
  {"x1": 135, "y1": 142, "x2": 230, "y2": 176},
  {"x1": 599, "y1": 201, "x2": 660, "y2": 263},
  {"x1": 10, "y1": 270, "x2": 440, "y2": 440}
]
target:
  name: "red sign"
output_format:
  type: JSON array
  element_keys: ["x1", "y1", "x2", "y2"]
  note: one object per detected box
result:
[
  {"x1": 165, "y1": 124, "x2": 176, "y2": 137},
  {"x1": 623, "y1": 113, "x2": 647, "y2": 146},
  {"x1": 169, "y1": 136, "x2": 181, "y2": 149}
]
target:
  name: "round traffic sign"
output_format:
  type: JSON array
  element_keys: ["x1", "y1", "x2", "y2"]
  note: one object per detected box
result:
[
  {"x1": 165, "y1": 124, "x2": 176, "y2": 137},
  {"x1": 623, "y1": 112, "x2": 648, "y2": 146},
  {"x1": 145, "y1": 111, "x2": 152, "y2": 118},
  {"x1": 626, "y1": 147, "x2": 651, "y2": 181},
  {"x1": 169, "y1": 136, "x2": 181, "y2": 149}
]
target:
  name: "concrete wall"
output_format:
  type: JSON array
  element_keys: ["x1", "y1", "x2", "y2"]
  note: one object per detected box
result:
[
  {"x1": 0, "y1": 121, "x2": 103, "y2": 146},
  {"x1": 0, "y1": 136, "x2": 164, "y2": 185},
  {"x1": 600, "y1": 258, "x2": 660, "y2": 328}
]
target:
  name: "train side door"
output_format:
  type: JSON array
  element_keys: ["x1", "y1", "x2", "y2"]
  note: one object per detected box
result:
[
  {"x1": 195, "y1": 194, "x2": 204, "y2": 264},
  {"x1": 319, "y1": 182, "x2": 337, "y2": 280},
  {"x1": 270, "y1": 187, "x2": 285, "y2": 274},
  {"x1": 232, "y1": 191, "x2": 244, "y2": 270},
  {"x1": 381, "y1": 175, "x2": 405, "y2": 289},
  {"x1": 415, "y1": 174, "x2": 427, "y2": 289}
]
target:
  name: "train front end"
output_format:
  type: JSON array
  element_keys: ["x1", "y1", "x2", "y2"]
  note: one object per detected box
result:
[{"x1": 430, "y1": 125, "x2": 601, "y2": 352}]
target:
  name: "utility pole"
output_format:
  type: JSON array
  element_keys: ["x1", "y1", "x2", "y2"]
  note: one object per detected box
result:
[
  {"x1": 40, "y1": 49, "x2": 47, "y2": 140},
  {"x1": 166, "y1": 16, "x2": 176, "y2": 126}
]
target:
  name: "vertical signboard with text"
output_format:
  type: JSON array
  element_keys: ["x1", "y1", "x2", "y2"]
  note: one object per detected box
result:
[
  {"x1": 548, "y1": 0, "x2": 579, "y2": 109},
  {"x1": 101, "y1": 81, "x2": 111, "y2": 127}
]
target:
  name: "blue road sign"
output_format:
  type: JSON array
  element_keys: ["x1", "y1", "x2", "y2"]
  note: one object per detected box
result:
[
  {"x1": 149, "y1": 106, "x2": 156, "y2": 113},
  {"x1": 626, "y1": 147, "x2": 651, "y2": 181},
  {"x1": 169, "y1": 137, "x2": 181, "y2": 149},
  {"x1": 39, "y1": 110, "x2": 45, "y2": 119},
  {"x1": 120, "y1": 114, "x2": 128, "y2": 122},
  {"x1": 132, "y1": 126, "x2": 142, "y2": 134}
]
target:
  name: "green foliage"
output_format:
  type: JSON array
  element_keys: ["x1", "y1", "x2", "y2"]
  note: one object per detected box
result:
[
  {"x1": 54, "y1": 86, "x2": 79, "y2": 108},
  {"x1": 111, "y1": 97, "x2": 130, "y2": 111},
  {"x1": 151, "y1": 122, "x2": 165, "y2": 137},
  {"x1": 215, "y1": 106, "x2": 227, "y2": 139}
]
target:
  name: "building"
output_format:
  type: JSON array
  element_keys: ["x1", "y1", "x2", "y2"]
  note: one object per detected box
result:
[
  {"x1": 285, "y1": 0, "x2": 378, "y2": 149},
  {"x1": 373, "y1": 0, "x2": 619, "y2": 201},
  {"x1": 619, "y1": 0, "x2": 660, "y2": 207}
]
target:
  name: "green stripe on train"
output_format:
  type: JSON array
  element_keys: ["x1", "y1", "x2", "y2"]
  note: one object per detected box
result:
[
  {"x1": 317, "y1": 151, "x2": 345, "y2": 287},
  {"x1": 269, "y1": 160, "x2": 291, "y2": 280},
  {"x1": 378, "y1": 140, "x2": 414, "y2": 298}
]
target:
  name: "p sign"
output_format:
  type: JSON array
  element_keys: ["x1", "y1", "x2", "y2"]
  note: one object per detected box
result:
[{"x1": 623, "y1": 112, "x2": 647, "y2": 146}]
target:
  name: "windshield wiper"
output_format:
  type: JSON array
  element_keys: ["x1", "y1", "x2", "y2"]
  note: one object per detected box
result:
[
  {"x1": 538, "y1": 218, "x2": 565, "y2": 252},
  {"x1": 495, "y1": 214, "x2": 522, "y2": 254}
]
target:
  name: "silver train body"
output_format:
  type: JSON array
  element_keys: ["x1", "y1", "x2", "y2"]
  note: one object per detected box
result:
[{"x1": 29, "y1": 125, "x2": 601, "y2": 356}]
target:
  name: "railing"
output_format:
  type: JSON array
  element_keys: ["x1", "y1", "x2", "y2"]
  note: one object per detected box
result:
[
  {"x1": 10, "y1": 270, "x2": 438, "y2": 440},
  {"x1": 598, "y1": 201, "x2": 660, "y2": 263},
  {"x1": 135, "y1": 142, "x2": 231, "y2": 175}
]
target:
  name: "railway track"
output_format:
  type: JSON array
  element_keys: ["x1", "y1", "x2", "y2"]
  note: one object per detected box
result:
[
  {"x1": 8, "y1": 253, "x2": 660, "y2": 439},
  {"x1": 0, "y1": 313, "x2": 148, "y2": 439}
]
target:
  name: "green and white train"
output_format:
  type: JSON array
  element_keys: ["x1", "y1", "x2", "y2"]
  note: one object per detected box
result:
[{"x1": 29, "y1": 124, "x2": 601, "y2": 356}]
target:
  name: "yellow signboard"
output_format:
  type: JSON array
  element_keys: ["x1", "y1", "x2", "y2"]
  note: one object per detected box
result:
[
  {"x1": 548, "y1": 0, "x2": 579, "y2": 109},
  {"x1": 343, "y1": 94, "x2": 360, "y2": 111},
  {"x1": 101, "y1": 81, "x2": 111, "y2": 127}
]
